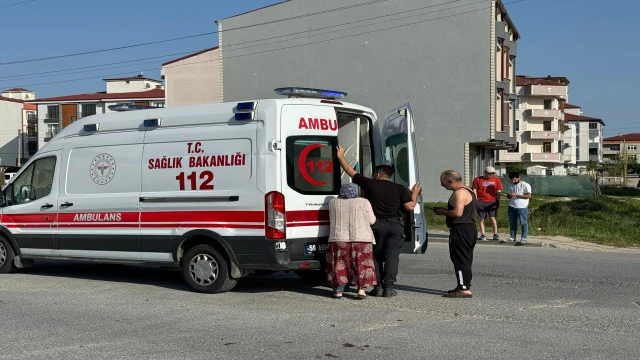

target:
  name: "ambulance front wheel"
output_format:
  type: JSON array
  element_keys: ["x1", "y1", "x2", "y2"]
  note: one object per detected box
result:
[
  {"x1": 0, "y1": 237, "x2": 17, "y2": 274},
  {"x1": 182, "y1": 244, "x2": 237, "y2": 293}
]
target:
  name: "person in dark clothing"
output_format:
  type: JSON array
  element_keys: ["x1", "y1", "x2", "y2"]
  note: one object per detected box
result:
[
  {"x1": 434, "y1": 170, "x2": 478, "y2": 298},
  {"x1": 336, "y1": 145, "x2": 422, "y2": 298}
]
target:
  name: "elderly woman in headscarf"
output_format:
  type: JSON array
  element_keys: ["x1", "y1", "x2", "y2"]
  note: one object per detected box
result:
[{"x1": 325, "y1": 183, "x2": 377, "y2": 299}]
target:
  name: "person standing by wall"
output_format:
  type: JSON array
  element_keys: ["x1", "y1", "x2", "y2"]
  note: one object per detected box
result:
[
  {"x1": 472, "y1": 166, "x2": 503, "y2": 241},
  {"x1": 434, "y1": 170, "x2": 477, "y2": 298},
  {"x1": 504, "y1": 172, "x2": 532, "y2": 245},
  {"x1": 335, "y1": 145, "x2": 422, "y2": 298},
  {"x1": 325, "y1": 183, "x2": 377, "y2": 299}
]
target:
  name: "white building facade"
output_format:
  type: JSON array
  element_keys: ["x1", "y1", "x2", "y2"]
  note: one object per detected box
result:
[{"x1": 27, "y1": 76, "x2": 165, "y2": 150}]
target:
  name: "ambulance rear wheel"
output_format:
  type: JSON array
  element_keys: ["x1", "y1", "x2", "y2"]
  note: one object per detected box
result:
[
  {"x1": 0, "y1": 237, "x2": 17, "y2": 274},
  {"x1": 182, "y1": 245, "x2": 237, "y2": 293}
]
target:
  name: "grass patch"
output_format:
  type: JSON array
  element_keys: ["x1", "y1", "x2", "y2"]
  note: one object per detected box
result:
[{"x1": 425, "y1": 196, "x2": 640, "y2": 247}]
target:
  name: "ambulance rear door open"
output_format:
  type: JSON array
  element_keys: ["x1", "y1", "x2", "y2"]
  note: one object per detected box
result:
[{"x1": 379, "y1": 103, "x2": 427, "y2": 254}]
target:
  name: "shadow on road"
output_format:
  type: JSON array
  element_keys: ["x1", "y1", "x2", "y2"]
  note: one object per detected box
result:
[
  {"x1": 19, "y1": 260, "x2": 191, "y2": 291},
  {"x1": 394, "y1": 284, "x2": 447, "y2": 295},
  {"x1": 17, "y1": 261, "x2": 449, "y2": 298},
  {"x1": 17, "y1": 261, "x2": 332, "y2": 295}
]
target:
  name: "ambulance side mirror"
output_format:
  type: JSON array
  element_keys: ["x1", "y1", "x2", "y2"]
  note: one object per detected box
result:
[{"x1": 16, "y1": 185, "x2": 36, "y2": 204}]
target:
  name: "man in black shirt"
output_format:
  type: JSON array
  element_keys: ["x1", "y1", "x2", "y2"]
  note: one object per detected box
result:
[{"x1": 336, "y1": 145, "x2": 422, "y2": 297}]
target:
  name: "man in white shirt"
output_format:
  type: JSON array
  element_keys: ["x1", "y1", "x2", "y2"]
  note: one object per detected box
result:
[{"x1": 503, "y1": 172, "x2": 532, "y2": 245}]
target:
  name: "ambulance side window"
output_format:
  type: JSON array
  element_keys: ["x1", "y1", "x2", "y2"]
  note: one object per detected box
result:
[
  {"x1": 286, "y1": 136, "x2": 340, "y2": 195},
  {"x1": 10, "y1": 157, "x2": 56, "y2": 205}
]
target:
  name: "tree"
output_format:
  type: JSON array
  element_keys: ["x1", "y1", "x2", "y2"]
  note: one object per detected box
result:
[
  {"x1": 586, "y1": 160, "x2": 598, "y2": 173},
  {"x1": 507, "y1": 162, "x2": 526, "y2": 175}
]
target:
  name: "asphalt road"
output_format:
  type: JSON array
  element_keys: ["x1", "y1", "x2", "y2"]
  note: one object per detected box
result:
[{"x1": 1, "y1": 243, "x2": 639, "y2": 360}]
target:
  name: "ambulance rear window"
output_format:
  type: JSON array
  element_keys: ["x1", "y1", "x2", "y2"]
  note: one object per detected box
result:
[{"x1": 286, "y1": 136, "x2": 340, "y2": 195}]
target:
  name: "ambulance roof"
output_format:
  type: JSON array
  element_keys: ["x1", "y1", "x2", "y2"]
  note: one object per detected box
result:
[{"x1": 42, "y1": 97, "x2": 374, "y2": 148}]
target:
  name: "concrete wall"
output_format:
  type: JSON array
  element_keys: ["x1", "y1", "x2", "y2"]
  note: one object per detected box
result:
[
  {"x1": 218, "y1": 0, "x2": 494, "y2": 201},
  {"x1": 0, "y1": 99, "x2": 23, "y2": 166},
  {"x1": 163, "y1": 48, "x2": 221, "y2": 107},
  {"x1": 106, "y1": 79, "x2": 162, "y2": 94}
]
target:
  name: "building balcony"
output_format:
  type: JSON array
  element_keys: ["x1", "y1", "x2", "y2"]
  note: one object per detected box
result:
[
  {"x1": 497, "y1": 151, "x2": 523, "y2": 163},
  {"x1": 497, "y1": 78, "x2": 511, "y2": 92},
  {"x1": 44, "y1": 130, "x2": 59, "y2": 142},
  {"x1": 603, "y1": 148, "x2": 620, "y2": 155},
  {"x1": 589, "y1": 142, "x2": 600, "y2": 149},
  {"x1": 522, "y1": 85, "x2": 567, "y2": 99},
  {"x1": 26, "y1": 132, "x2": 37, "y2": 139},
  {"x1": 523, "y1": 152, "x2": 562, "y2": 163},
  {"x1": 589, "y1": 155, "x2": 600, "y2": 162},
  {"x1": 525, "y1": 130, "x2": 560, "y2": 140},
  {"x1": 44, "y1": 114, "x2": 60, "y2": 124},
  {"x1": 526, "y1": 109, "x2": 562, "y2": 119},
  {"x1": 26, "y1": 115, "x2": 38, "y2": 124}
]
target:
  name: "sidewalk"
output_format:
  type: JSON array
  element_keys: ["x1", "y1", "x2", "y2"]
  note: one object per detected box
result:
[{"x1": 428, "y1": 230, "x2": 640, "y2": 253}]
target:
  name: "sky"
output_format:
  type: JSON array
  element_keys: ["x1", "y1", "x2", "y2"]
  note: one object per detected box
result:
[{"x1": 0, "y1": 0, "x2": 638, "y2": 137}]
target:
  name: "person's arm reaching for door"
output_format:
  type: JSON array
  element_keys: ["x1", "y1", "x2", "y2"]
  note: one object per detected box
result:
[{"x1": 336, "y1": 145, "x2": 357, "y2": 178}]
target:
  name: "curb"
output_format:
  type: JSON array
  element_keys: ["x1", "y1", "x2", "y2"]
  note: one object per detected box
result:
[{"x1": 428, "y1": 233, "x2": 546, "y2": 248}]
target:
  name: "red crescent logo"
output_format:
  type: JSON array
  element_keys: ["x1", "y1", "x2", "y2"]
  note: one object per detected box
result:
[{"x1": 298, "y1": 144, "x2": 330, "y2": 186}]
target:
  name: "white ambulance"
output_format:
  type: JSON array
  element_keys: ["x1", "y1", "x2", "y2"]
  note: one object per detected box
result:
[{"x1": 0, "y1": 87, "x2": 427, "y2": 293}]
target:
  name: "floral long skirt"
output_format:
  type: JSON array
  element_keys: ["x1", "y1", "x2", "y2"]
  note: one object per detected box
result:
[{"x1": 325, "y1": 242, "x2": 377, "y2": 289}]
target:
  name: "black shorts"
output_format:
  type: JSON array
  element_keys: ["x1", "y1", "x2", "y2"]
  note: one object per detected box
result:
[{"x1": 477, "y1": 201, "x2": 499, "y2": 219}]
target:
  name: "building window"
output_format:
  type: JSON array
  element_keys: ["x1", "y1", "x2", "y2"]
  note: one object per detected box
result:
[
  {"x1": 46, "y1": 124, "x2": 60, "y2": 138},
  {"x1": 27, "y1": 141, "x2": 38, "y2": 156},
  {"x1": 609, "y1": 145, "x2": 620, "y2": 151},
  {"x1": 576, "y1": 135, "x2": 580, "y2": 146},
  {"x1": 589, "y1": 148, "x2": 598, "y2": 156},
  {"x1": 26, "y1": 125, "x2": 37, "y2": 136},
  {"x1": 82, "y1": 104, "x2": 97, "y2": 117},
  {"x1": 543, "y1": 99, "x2": 552, "y2": 110},
  {"x1": 589, "y1": 122, "x2": 598, "y2": 130},
  {"x1": 543, "y1": 142, "x2": 552, "y2": 153},
  {"x1": 515, "y1": 119, "x2": 520, "y2": 132},
  {"x1": 559, "y1": 141, "x2": 564, "y2": 152},
  {"x1": 629, "y1": 145, "x2": 638, "y2": 151},
  {"x1": 47, "y1": 105, "x2": 59, "y2": 119},
  {"x1": 543, "y1": 121, "x2": 552, "y2": 131}
]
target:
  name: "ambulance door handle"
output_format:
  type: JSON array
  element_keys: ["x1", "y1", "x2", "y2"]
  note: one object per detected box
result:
[
  {"x1": 60, "y1": 202, "x2": 74, "y2": 208},
  {"x1": 41, "y1": 203, "x2": 53, "y2": 209}
]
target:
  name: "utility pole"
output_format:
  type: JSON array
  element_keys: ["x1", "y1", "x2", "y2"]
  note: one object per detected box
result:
[
  {"x1": 17, "y1": 129, "x2": 22, "y2": 166},
  {"x1": 622, "y1": 139, "x2": 628, "y2": 187}
]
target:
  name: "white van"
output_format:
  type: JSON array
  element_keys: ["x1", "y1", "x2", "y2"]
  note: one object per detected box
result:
[{"x1": 0, "y1": 87, "x2": 427, "y2": 293}]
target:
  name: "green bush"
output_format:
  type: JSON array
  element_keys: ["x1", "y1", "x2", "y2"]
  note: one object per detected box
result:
[{"x1": 425, "y1": 196, "x2": 640, "y2": 247}]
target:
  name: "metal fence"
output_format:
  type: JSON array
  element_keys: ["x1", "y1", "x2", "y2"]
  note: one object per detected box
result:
[{"x1": 499, "y1": 175, "x2": 595, "y2": 197}]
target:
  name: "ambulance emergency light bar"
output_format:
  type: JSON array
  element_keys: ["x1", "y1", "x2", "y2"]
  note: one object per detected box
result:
[{"x1": 274, "y1": 87, "x2": 347, "y2": 100}]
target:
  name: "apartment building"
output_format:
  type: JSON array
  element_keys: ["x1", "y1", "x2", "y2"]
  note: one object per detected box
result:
[
  {"x1": 0, "y1": 88, "x2": 38, "y2": 165},
  {"x1": 27, "y1": 75, "x2": 165, "y2": 149},
  {"x1": 497, "y1": 76, "x2": 569, "y2": 176},
  {"x1": 564, "y1": 109, "x2": 605, "y2": 172},
  {"x1": 603, "y1": 133, "x2": 640, "y2": 163},
  {"x1": 215, "y1": 0, "x2": 520, "y2": 200},
  {"x1": 161, "y1": 47, "x2": 221, "y2": 107}
]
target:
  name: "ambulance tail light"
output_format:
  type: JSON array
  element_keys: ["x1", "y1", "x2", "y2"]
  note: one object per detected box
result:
[{"x1": 265, "y1": 191, "x2": 286, "y2": 240}]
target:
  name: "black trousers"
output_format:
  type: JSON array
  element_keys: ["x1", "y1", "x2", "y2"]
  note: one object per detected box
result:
[
  {"x1": 449, "y1": 223, "x2": 478, "y2": 290},
  {"x1": 372, "y1": 220, "x2": 404, "y2": 288}
]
